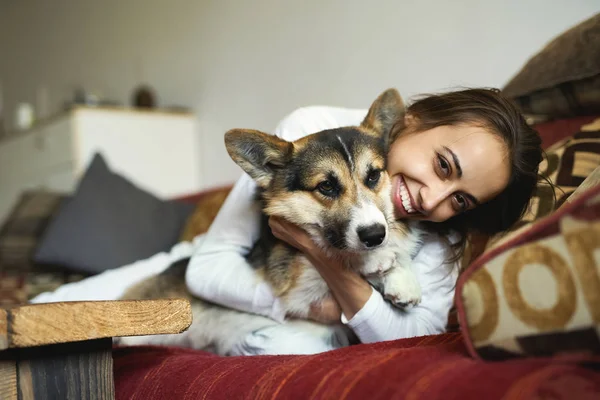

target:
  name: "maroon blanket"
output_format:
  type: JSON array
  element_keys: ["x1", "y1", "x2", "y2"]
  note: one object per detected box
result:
[{"x1": 113, "y1": 333, "x2": 600, "y2": 400}]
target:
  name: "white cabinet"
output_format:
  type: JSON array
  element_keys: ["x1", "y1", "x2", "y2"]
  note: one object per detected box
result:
[{"x1": 0, "y1": 106, "x2": 202, "y2": 223}]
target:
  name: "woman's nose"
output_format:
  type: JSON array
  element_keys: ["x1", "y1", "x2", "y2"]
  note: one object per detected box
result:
[{"x1": 420, "y1": 184, "x2": 452, "y2": 213}]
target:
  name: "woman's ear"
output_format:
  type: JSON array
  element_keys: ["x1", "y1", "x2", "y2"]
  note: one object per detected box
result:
[
  {"x1": 360, "y1": 88, "x2": 406, "y2": 146},
  {"x1": 224, "y1": 129, "x2": 293, "y2": 188},
  {"x1": 388, "y1": 113, "x2": 416, "y2": 142}
]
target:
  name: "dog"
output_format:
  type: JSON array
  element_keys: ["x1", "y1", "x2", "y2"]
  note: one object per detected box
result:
[{"x1": 117, "y1": 88, "x2": 426, "y2": 355}]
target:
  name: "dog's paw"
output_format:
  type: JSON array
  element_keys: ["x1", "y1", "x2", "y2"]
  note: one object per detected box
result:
[
  {"x1": 358, "y1": 250, "x2": 396, "y2": 277},
  {"x1": 382, "y1": 266, "x2": 422, "y2": 309}
]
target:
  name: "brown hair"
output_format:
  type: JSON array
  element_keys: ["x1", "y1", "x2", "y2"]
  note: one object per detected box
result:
[{"x1": 393, "y1": 88, "x2": 545, "y2": 262}]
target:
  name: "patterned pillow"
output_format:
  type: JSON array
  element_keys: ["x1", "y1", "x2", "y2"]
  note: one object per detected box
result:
[
  {"x1": 485, "y1": 117, "x2": 600, "y2": 249},
  {"x1": 561, "y1": 165, "x2": 600, "y2": 208},
  {"x1": 456, "y1": 182, "x2": 600, "y2": 360},
  {"x1": 0, "y1": 190, "x2": 88, "y2": 307}
]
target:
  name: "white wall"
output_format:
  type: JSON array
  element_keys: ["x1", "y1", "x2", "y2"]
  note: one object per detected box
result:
[{"x1": 1, "y1": 0, "x2": 599, "y2": 190}]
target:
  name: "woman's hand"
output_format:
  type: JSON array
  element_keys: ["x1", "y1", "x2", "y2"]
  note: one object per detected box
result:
[
  {"x1": 268, "y1": 216, "x2": 316, "y2": 255},
  {"x1": 268, "y1": 216, "x2": 374, "y2": 321},
  {"x1": 269, "y1": 216, "x2": 342, "y2": 323}
]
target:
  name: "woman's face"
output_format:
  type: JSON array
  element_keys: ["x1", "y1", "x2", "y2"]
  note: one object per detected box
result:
[{"x1": 387, "y1": 121, "x2": 511, "y2": 222}]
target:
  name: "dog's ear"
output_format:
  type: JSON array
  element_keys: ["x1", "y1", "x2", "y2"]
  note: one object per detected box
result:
[
  {"x1": 225, "y1": 129, "x2": 293, "y2": 188},
  {"x1": 361, "y1": 88, "x2": 406, "y2": 146}
]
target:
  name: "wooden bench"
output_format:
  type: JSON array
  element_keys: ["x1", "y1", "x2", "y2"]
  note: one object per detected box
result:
[{"x1": 0, "y1": 299, "x2": 192, "y2": 399}]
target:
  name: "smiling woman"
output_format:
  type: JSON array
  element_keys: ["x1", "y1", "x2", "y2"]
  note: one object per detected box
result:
[
  {"x1": 25, "y1": 87, "x2": 544, "y2": 357},
  {"x1": 181, "y1": 87, "x2": 545, "y2": 355}
]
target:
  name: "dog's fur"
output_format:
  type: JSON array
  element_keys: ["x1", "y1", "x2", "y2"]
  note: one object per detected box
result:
[{"x1": 117, "y1": 88, "x2": 427, "y2": 355}]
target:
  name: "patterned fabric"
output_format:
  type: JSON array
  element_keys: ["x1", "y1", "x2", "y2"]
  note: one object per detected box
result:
[
  {"x1": 486, "y1": 117, "x2": 600, "y2": 249},
  {"x1": 561, "y1": 165, "x2": 600, "y2": 208},
  {"x1": 457, "y1": 182, "x2": 600, "y2": 360},
  {"x1": 113, "y1": 333, "x2": 600, "y2": 400},
  {"x1": 533, "y1": 115, "x2": 599, "y2": 150},
  {"x1": 178, "y1": 185, "x2": 233, "y2": 241},
  {"x1": 502, "y1": 13, "x2": 600, "y2": 118},
  {"x1": 0, "y1": 190, "x2": 65, "y2": 267},
  {"x1": 0, "y1": 190, "x2": 87, "y2": 306}
]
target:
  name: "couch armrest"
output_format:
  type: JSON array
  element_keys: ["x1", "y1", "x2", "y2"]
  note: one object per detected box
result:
[{"x1": 0, "y1": 298, "x2": 191, "y2": 349}]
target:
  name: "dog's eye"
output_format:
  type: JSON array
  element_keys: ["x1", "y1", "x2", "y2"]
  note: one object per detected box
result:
[
  {"x1": 317, "y1": 180, "x2": 336, "y2": 196},
  {"x1": 366, "y1": 170, "x2": 381, "y2": 188}
]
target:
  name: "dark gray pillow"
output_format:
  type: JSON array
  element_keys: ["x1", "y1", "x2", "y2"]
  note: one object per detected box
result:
[
  {"x1": 33, "y1": 153, "x2": 195, "y2": 274},
  {"x1": 502, "y1": 13, "x2": 600, "y2": 118}
]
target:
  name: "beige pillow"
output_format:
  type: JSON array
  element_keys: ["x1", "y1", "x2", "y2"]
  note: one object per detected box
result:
[{"x1": 457, "y1": 182, "x2": 600, "y2": 360}]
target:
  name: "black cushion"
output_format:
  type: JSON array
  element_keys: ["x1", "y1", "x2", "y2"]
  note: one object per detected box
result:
[{"x1": 33, "y1": 153, "x2": 194, "y2": 274}]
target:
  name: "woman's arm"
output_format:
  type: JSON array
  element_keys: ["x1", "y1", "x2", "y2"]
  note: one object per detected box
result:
[
  {"x1": 269, "y1": 217, "x2": 459, "y2": 342},
  {"x1": 185, "y1": 172, "x2": 289, "y2": 320}
]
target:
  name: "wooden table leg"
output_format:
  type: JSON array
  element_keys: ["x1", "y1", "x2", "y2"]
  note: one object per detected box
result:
[
  {"x1": 0, "y1": 359, "x2": 18, "y2": 400},
  {"x1": 1, "y1": 338, "x2": 115, "y2": 400}
]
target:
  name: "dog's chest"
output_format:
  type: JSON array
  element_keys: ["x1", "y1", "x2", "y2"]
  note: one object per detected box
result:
[{"x1": 279, "y1": 257, "x2": 331, "y2": 316}]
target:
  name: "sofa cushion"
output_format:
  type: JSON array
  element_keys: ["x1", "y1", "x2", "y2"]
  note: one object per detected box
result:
[
  {"x1": 113, "y1": 333, "x2": 600, "y2": 399},
  {"x1": 33, "y1": 153, "x2": 195, "y2": 274},
  {"x1": 179, "y1": 185, "x2": 232, "y2": 241},
  {"x1": 457, "y1": 181, "x2": 600, "y2": 361},
  {"x1": 0, "y1": 190, "x2": 90, "y2": 306},
  {"x1": 502, "y1": 13, "x2": 600, "y2": 118},
  {"x1": 561, "y1": 165, "x2": 600, "y2": 208}
]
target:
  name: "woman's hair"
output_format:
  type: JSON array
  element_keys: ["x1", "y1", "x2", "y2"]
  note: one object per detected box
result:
[{"x1": 393, "y1": 88, "x2": 545, "y2": 262}]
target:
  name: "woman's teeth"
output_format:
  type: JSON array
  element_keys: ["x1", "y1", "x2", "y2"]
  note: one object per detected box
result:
[{"x1": 399, "y1": 178, "x2": 415, "y2": 213}]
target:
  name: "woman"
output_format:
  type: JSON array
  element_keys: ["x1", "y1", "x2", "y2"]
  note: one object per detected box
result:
[{"x1": 184, "y1": 88, "x2": 543, "y2": 355}]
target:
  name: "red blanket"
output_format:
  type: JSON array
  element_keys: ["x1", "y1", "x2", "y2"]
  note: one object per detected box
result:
[{"x1": 113, "y1": 333, "x2": 600, "y2": 400}]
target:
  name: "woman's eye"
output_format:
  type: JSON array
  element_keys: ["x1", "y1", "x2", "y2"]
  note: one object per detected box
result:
[
  {"x1": 453, "y1": 194, "x2": 468, "y2": 211},
  {"x1": 366, "y1": 170, "x2": 381, "y2": 187},
  {"x1": 317, "y1": 180, "x2": 335, "y2": 196},
  {"x1": 438, "y1": 155, "x2": 450, "y2": 176}
]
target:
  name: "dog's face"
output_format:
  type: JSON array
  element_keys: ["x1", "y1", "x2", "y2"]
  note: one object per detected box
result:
[{"x1": 225, "y1": 88, "x2": 406, "y2": 253}]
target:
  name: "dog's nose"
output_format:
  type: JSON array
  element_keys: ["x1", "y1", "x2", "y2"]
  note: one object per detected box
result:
[{"x1": 357, "y1": 224, "x2": 386, "y2": 248}]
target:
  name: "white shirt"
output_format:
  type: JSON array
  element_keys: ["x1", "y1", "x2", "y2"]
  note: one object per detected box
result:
[{"x1": 185, "y1": 106, "x2": 459, "y2": 343}]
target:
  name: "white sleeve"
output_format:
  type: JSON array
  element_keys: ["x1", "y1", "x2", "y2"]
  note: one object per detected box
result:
[
  {"x1": 185, "y1": 105, "x2": 367, "y2": 322},
  {"x1": 186, "y1": 170, "x2": 289, "y2": 320},
  {"x1": 273, "y1": 106, "x2": 367, "y2": 142},
  {"x1": 341, "y1": 232, "x2": 460, "y2": 343}
]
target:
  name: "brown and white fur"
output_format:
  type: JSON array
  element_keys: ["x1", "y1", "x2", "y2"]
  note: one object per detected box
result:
[{"x1": 117, "y1": 88, "x2": 427, "y2": 355}]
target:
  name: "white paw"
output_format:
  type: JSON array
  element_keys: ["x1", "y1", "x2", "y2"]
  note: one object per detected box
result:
[
  {"x1": 382, "y1": 266, "x2": 422, "y2": 309},
  {"x1": 358, "y1": 250, "x2": 396, "y2": 277}
]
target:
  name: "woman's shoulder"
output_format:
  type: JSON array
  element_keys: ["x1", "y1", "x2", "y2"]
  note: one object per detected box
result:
[{"x1": 275, "y1": 106, "x2": 368, "y2": 141}]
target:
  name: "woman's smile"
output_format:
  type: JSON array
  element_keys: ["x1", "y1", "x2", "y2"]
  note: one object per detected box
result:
[{"x1": 392, "y1": 174, "x2": 420, "y2": 217}]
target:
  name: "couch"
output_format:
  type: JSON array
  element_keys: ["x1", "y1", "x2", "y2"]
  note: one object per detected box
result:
[{"x1": 1, "y1": 13, "x2": 600, "y2": 400}]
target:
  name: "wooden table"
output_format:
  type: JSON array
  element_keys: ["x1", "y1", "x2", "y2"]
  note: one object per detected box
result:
[{"x1": 0, "y1": 299, "x2": 192, "y2": 400}]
